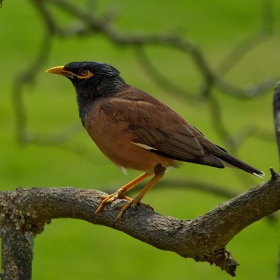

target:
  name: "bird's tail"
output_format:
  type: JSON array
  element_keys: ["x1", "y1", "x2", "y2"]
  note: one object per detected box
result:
[{"x1": 216, "y1": 152, "x2": 264, "y2": 178}]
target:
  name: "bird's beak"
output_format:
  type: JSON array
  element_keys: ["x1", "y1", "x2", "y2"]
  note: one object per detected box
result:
[{"x1": 45, "y1": 66, "x2": 76, "y2": 78}]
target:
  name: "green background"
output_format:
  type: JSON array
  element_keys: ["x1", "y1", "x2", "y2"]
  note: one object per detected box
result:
[{"x1": 1, "y1": 0, "x2": 280, "y2": 279}]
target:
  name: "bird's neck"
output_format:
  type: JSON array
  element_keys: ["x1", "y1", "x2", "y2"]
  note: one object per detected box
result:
[{"x1": 75, "y1": 76, "x2": 126, "y2": 126}]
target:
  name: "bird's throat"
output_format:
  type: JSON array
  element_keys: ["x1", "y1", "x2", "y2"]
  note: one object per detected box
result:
[{"x1": 75, "y1": 76, "x2": 126, "y2": 127}]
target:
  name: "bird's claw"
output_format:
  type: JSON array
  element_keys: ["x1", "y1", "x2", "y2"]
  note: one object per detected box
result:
[
  {"x1": 94, "y1": 192, "x2": 154, "y2": 226},
  {"x1": 94, "y1": 192, "x2": 131, "y2": 216}
]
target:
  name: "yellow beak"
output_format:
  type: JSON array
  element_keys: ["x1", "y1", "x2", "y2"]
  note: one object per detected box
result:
[{"x1": 45, "y1": 66, "x2": 75, "y2": 77}]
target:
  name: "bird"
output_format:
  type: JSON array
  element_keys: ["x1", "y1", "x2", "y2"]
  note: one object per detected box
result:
[{"x1": 46, "y1": 61, "x2": 264, "y2": 223}]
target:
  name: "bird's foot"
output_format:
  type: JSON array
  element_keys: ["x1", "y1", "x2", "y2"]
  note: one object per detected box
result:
[{"x1": 94, "y1": 191, "x2": 131, "y2": 216}]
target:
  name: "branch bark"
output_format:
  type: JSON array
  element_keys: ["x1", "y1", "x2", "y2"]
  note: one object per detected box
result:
[
  {"x1": 1, "y1": 169, "x2": 279, "y2": 278},
  {"x1": 1, "y1": 225, "x2": 33, "y2": 280}
]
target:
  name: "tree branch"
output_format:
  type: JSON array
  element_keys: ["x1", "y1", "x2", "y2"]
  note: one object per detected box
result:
[
  {"x1": 1, "y1": 225, "x2": 34, "y2": 280},
  {"x1": 1, "y1": 169, "x2": 279, "y2": 278},
  {"x1": 274, "y1": 81, "x2": 280, "y2": 165}
]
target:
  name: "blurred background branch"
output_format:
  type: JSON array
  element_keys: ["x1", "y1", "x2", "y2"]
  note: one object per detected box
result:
[
  {"x1": 12, "y1": 0, "x2": 278, "y2": 150},
  {"x1": 274, "y1": 82, "x2": 280, "y2": 166},
  {"x1": 11, "y1": 0, "x2": 278, "y2": 191},
  {"x1": 2, "y1": 1, "x2": 280, "y2": 279}
]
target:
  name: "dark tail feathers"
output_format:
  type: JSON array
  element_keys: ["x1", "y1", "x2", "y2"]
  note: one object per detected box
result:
[{"x1": 216, "y1": 153, "x2": 264, "y2": 178}]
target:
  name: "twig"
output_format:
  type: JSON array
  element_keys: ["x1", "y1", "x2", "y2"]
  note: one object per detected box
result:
[
  {"x1": 12, "y1": 30, "x2": 53, "y2": 143},
  {"x1": 104, "y1": 179, "x2": 240, "y2": 200},
  {"x1": 273, "y1": 82, "x2": 280, "y2": 169},
  {"x1": 134, "y1": 46, "x2": 193, "y2": 100},
  {"x1": 216, "y1": 78, "x2": 278, "y2": 98},
  {"x1": 217, "y1": 0, "x2": 274, "y2": 75}
]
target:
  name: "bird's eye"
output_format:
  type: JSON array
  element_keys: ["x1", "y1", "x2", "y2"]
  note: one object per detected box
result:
[{"x1": 79, "y1": 69, "x2": 89, "y2": 76}]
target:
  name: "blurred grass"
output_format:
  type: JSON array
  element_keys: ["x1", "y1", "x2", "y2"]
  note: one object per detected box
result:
[{"x1": 0, "y1": 0, "x2": 280, "y2": 279}]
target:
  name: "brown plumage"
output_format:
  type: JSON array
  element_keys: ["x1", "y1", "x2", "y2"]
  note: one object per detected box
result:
[{"x1": 46, "y1": 61, "x2": 264, "y2": 223}]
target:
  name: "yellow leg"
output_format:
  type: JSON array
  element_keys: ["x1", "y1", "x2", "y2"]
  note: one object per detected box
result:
[
  {"x1": 115, "y1": 164, "x2": 166, "y2": 224},
  {"x1": 94, "y1": 172, "x2": 151, "y2": 216}
]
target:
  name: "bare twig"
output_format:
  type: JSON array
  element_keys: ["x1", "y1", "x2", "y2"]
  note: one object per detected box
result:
[
  {"x1": 12, "y1": 30, "x2": 53, "y2": 143},
  {"x1": 217, "y1": 0, "x2": 274, "y2": 75},
  {"x1": 216, "y1": 78, "x2": 277, "y2": 98},
  {"x1": 134, "y1": 47, "x2": 193, "y2": 100},
  {"x1": 104, "y1": 179, "x2": 240, "y2": 200},
  {"x1": 273, "y1": 82, "x2": 280, "y2": 169},
  {"x1": 208, "y1": 94, "x2": 231, "y2": 144}
]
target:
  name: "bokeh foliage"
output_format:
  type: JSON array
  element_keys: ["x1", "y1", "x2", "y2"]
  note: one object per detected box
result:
[{"x1": 1, "y1": 0, "x2": 280, "y2": 279}]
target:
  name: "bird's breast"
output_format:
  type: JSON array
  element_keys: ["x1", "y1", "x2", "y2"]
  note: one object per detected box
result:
[{"x1": 84, "y1": 100, "x2": 176, "y2": 174}]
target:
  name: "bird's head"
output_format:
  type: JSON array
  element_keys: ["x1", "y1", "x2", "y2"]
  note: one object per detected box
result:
[
  {"x1": 46, "y1": 61, "x2": 125, "y2": 99},
  {"x1": 46, "y1": 61, "x2": 126, "y2": 124}
]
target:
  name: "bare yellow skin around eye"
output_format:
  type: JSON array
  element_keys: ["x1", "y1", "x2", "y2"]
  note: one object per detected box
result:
[{"x1": 77, "y1": 70, "x2": 94, "y2": 79}]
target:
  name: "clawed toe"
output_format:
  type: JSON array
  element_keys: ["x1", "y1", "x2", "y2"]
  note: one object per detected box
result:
[
  {"x1": 93, "y1": 171, "x2": 160, "y2": 224},
  {"x1": 95, "y1": 191, "x2": 154, "y2": 225},
  {"x1": 94, "y1": 192, "x2": 132, "y2": 216}
]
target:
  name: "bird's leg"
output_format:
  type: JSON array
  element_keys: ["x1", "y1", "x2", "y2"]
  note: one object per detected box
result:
[
  {"x1": 115, "y1": 164, "x2": 166, "y2": 223},
  {"x1": 94, "y1": 172, "x2": 151, "y2": 216}
]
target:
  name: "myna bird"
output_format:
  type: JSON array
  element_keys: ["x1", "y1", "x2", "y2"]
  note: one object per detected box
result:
[{"x1": 46, "y1": 61, "x2": 264, "y2": 223}]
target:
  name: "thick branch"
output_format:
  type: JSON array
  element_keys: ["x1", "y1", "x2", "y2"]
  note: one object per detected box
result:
[
  {"x1": 1, "y1": 171, "x2": 279, "y2": 277},
  {"x1": 1, "y1": 225, "x2": 33, "y2": 280}
]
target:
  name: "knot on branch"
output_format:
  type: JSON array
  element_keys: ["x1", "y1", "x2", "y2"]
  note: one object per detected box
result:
[
  {"x1": 0, "y1": 188, "x2": 47, "y2": 236},
  {"x1": 211, "y1": 249, "x2": 239, "y2": 277},
  {"x1": 269, "y1": 167, "x2": 280, "y2": 180}
]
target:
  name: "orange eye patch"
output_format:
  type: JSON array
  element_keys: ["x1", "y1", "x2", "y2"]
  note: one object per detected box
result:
[{"x1": 77, "y1": 69, "x2": 94, "y2": 79}]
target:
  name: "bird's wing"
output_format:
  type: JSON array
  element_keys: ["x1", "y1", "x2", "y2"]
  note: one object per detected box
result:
[{"x1": 100, "y1": 94, "x2": 214, "y2": 163}]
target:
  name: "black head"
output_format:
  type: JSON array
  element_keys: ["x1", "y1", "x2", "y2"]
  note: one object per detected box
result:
[
  {"x1": 46, "y1": 61, "x2": 126, "y2": 125},
  {"x1": 46, "y1": 61, "x2": 125, "y2": 96}
]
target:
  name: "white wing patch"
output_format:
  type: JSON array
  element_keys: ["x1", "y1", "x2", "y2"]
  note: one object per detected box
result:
[
  {"x1": 131, "y1": 142, "x2": 157, "y2": 151},
  {"x1": 119, "y1": 166, "x2": 127, "y2": 175}
]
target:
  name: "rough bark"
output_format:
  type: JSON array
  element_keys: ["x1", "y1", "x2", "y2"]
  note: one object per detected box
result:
[{"x1": 0, "y1": 169, "x2": 279, "y2": 279}]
